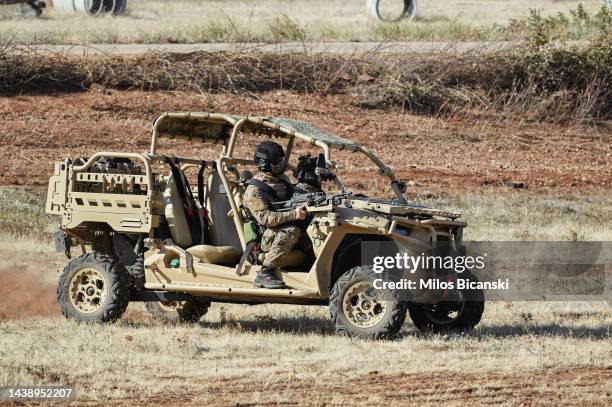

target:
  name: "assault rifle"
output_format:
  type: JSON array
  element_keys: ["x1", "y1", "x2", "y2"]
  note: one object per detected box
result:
[
  {"x1": 271, "y1": 192, "x2": 353, "y2": 213},
  {"x1": 271, "y1": 192, "x2": 328, "y2": 212}
]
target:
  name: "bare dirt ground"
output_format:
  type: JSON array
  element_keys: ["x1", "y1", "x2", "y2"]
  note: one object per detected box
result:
[
  {"x1": 0, "y1": 265, "x2": 57, "y2": 320},
  {"x1": 1, "y1": 90, "x2": 610, "y2": 196},
  {"x1": 118, "y1": 367, "x2": 612, "y2": 406}
]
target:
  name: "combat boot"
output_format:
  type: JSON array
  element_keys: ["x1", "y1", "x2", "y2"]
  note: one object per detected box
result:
[{"x1": 254, "y1": 266, "x2": 285, "y2": 289}]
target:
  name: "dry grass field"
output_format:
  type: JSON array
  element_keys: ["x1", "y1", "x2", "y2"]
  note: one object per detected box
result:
[
  {"x1": 0, "y1": 0, "x2": 608, "y2": 43},
  {"x1": 0, "y1": 229, "x2": 611, "y2": 404},
  {"x1": 1, "y1": 298, "x2": 610, "y2": 404}
]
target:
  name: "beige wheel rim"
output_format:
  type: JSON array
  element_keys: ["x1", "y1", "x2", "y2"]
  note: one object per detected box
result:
[
  {"x1": 342, "y1": 281, "x2": 387, "y2": 328},
  {"x1": 69, "y1": 268, "x2": 108, "y2": 314}
]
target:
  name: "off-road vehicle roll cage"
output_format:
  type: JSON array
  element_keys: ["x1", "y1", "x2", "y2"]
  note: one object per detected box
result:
[{"x1": 151, "y1": 112, "x2": 409, "y2": 196}]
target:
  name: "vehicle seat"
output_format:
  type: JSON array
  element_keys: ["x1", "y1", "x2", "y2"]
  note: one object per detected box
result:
[
  {"x1": 187, "y1": 245, "x2": 240, "y2": 265},
  {"x1": 206, "y1": 170, "x2": 243, "y2": 252},
  {"x1": 163, "y1": 175, "x2": 192, "y2": 248},
  {"x1": 163, "y1": 174, "x2": 240, "y2": 265}
]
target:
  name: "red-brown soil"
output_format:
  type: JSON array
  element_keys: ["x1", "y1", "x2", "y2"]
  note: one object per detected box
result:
[
  {"x1": 0, "y1": 90, "x2": 610, "y2": 196},
  {"x1": 105, "y1": 366, "x2": 612, "y2": 406},
  {"x1": 0, "y1": 263, "x2": 58, "y2": 320}
]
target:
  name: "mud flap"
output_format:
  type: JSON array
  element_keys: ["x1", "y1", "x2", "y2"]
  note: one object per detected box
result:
[{"x1": 54, "y1": 230, "x2": 72, "y2": 258}]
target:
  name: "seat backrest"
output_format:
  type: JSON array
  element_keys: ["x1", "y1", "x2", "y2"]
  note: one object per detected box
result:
[
  {"x1": 163, "y1": 175, "x2": 193, "y2": 247},
  {"x1": 206, "y1": 170, "x2": 242, "y2": 252}
]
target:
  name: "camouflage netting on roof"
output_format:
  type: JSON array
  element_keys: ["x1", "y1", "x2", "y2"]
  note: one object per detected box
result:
[
  {"x1": 265, "y1": 117, "x2": 358, "y2": 148},
  {"x1": 153, "y1": 112, "x2": 359, "y2": 149},
  {"x1": 155, "y1": 113, "x2": 237, "y2": 142}
]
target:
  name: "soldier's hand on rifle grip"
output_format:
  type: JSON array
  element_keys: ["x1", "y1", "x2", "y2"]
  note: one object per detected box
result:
[{"x1": 295, "y1": 206, "x2": 308, "y2": 220}]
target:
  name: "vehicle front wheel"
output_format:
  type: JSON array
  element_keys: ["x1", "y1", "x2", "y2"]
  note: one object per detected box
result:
[
  {"x1": 330, "y1": 265, "x2": 407, "y2": 340},
  {"x1": 57, "y1": 252, "x2": 130, "y2": 323},
  {"x1": 145, "y1": 300, "x2": 210, "y2": 323},
  {"x1": 408, "y1": 271, "x2": 485, "y2": 334}
]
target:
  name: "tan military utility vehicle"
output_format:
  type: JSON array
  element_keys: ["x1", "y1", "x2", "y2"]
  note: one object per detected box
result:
[{"x1": 46, "y1": 112, "x2": 484, "y2": 339}]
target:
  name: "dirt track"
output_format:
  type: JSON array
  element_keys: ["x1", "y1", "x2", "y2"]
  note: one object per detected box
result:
[
  {"x1": 1, "y1": 90, "x2": 609, "y2": 196},
  {"x1": 102, "y1": 367, "x2": 612, "y2": 406},
  {"x1": 0, "y1": 264, "x2": 58, "y2": 320}
]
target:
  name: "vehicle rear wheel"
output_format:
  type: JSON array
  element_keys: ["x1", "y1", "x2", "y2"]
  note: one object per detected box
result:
[
  {"x1": 330, "y1": 265, "x2": 407, "y2": 339},
  {"x1": 57, "y1": 253, "x2": 130, "y2": 322},
  {"x1": 145, "y1": 300, "x2": 210, "y2": 323},
  {"x1": 408, "y1": 271, "x2": 485, "y2": 334}
]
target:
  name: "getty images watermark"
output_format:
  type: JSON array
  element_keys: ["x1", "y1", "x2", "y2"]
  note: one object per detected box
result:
[
  {"x1": 362, "y1": 241, "x2": 611, "y2": 301},
  {"x1": 371, "y1": 252, "x2": 510, "y2": 291}
]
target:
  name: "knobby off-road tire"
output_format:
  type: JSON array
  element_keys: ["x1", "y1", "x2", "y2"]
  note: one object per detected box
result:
[
  {"x1": 330, "y1": 265, "x2": 408, "y2": 340},
  {"x1": 57, "y1": 252, "x2": 130, "y2": 323},
  {"x1": 145, "y1": 300, "x2": 210, "y2": 323},
  {"x1": 408, "y1": 270, "x2": 485, "y2": 334}
]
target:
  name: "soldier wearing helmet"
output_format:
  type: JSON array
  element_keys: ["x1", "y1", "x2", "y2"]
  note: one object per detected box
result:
[{"x1": 243, "y1": 141, "x2": 307, "y2": 289}]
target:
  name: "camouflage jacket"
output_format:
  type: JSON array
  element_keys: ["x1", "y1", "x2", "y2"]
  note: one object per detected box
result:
[{"x1": 243, "y1": 172, "x2": 296, "y2": 227}]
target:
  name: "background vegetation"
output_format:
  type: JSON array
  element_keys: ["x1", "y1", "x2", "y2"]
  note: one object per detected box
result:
[
  {"x1": 2, "y1": 29, "x2": 610, "y2": 123},
  {"x1": 0, "y1": 0, "x2": 608, "y2": 44}
]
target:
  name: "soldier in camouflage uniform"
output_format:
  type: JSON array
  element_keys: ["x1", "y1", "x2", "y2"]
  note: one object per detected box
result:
[{"x1": 243, "y1": 141, "x2": 307, "y2": 289}]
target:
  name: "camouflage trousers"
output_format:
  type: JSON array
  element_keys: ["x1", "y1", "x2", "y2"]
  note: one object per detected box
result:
[{"x1": 260, "y1": 224, "x2": 302, "y2": 269}]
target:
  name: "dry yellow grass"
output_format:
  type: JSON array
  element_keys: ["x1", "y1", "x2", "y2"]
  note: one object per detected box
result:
[
  {"x1": 430, "y1": 194, "x2": 612, "y2": 241},
  {"x1": 0, "y1": 0, "x2": 607, "y2": 44},
  {"x1": 0, "y1": 300, "x2": 610, "y2": 403}
]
